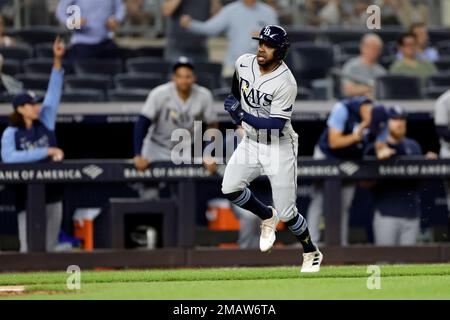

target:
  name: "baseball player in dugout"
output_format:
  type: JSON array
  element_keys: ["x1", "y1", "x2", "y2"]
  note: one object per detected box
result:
[
  {"x1": 221, "y1": 25, "x2": 323, "y2": 273},
  {"x1": 133, "y1": 57, "x2": 218, "y2": 170}
]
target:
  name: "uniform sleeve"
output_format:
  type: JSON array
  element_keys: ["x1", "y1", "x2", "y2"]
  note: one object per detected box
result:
[
  {"x1": 202, "y1": 90, "x2": 218, "y2": 124},
  {"x1": 140, "y1": 90, "x2": 160, "y2": 121},
  {"x1": 269, "y1": 84, "x2": 297, "y2": 120},
  {"x1": 1, "y1": 128, "x2": 48, "y2": 163},
  {"x1": 114, "y1": 0, "x2": 126, "y2": 22},
  {"x1": 40, "y1": 68, "x2": 65, "y2": 131},
  {"x1": 435, "y1": 94, "x2": 450, "y2": 126},
  {"x1": 327, "y1": 103, "x2": 349, "y2": 131},
  {"x1": 56, "y1": 0, "x2": 74, "y2": 24}
]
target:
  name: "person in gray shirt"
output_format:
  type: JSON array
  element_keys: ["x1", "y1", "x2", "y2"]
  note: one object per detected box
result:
[
  {"x1": 435, "y1": 90, "x2": 450, "y2": 158},
  {"x1": 341, "y1": 33, "x2": 386, "y2": 98},
  {"x1": 162, "y1": 0, "x2": 222, "y2": 63},
  {"x1": 180, "y1": 0, "x2": 278, "y2": 78}
]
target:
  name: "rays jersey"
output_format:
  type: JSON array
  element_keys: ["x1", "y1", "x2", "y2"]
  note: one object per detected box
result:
[
  {"x1": 235, "y1": 53, "x2": 297, "y2": 142},
  {"x1": 140, "y1": 82, "x2": 217, "y2": 161}
]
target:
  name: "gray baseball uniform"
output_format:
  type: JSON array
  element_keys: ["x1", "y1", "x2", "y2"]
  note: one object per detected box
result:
[
  {"x1": 140, "y1": 82, "x2": 218, "y2": 162},
  {"x1": 434, "y1": 89, "x2": 450, "y2": 158},
  {"x1": 222, "y1": 53, "x2": 299, "y2": 222}
]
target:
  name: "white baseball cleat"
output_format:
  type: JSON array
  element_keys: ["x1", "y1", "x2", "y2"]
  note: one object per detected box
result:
[
  {"x1": 259, "y1": 206, "x2": 279, "y2": 253},
  {"x1": 301, "y1": 249, "x2": 323, "y2": 273}
]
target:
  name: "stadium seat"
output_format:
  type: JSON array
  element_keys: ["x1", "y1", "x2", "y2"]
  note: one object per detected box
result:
[
  {"x1": 195, "y1": 62, "x2": 223, "y2": 88},
  {"x1": 74, "y1": 59, "x2": 123, "y2": 77},
  {"x1": 131, "y1": 46, "x2": 165, "y2": 59},
  {"x1": 16, "y1": 26, "x2": 65, "y2": 45},
  {"x1": 323, "y1": 29, "x2": 365, "y2": 44},
  {"x1": 212, "y1": 87, "x2": 230, "y2": 101},
  {"x1": 289, "y1": 43, "x2": 335, "y2": 87},
  {"x1": 339, "y1": 41, "x2": 360, "y2": 56},
  {"x1": 437, "y1": 40, "x2": 450, "y2": 55},
  {"x1": 23, "y1": 58, "x2": 53, "y2": 74},
  {"x1": 374, "y1": 28, "x2": 404, "y2": 44},
  {"x1": 1, "y1": 60, "x2": 21, "y2": 76},
  {"x1": 65, "y1": 75, "x2": 112, "y2": 94},
  {"x1": 424, "y1": 86, "x2": 448, "y2": 99},
  {"x1": 23, "y1": 58, "x2": 74, "y2": 75},
  {"x1": 0, "y1": 44, "x2": 33, "y2": 61},
  {"x1": 284, "y1": 27, "x2": 317, "y2": 43},
  {"x1": 196, "y1": 72, "x2": 219, "y2": 90},
  {"x1": 375, "y1": 75, "x2": 422, "y2": 100},
  {"x1": 34, "y1": 42, "x2": 54, "y2": 58},
  {"x1": 108, "y1": 88, "x2": 149, "y2": 102},
  {"x1": 428, "y1": 73, "x2": 450, "y2": 87},
  {"x1": 429, "y1": 28, "x2": 450, "y2": 46},
  {"x1": 15, "y1": 73, "x2": 50, "y2": 91},
  {"x1": 435, "y1": 57, "x2": 450, "y2": 72},
  {"x1": 126, "y1": 57, "x2": 171, "y2": 76},
  {"x1": 114, "y1": 73, "x2": 164, "y2": 91},
  {"x1": 62, "y1": 88, "x2": 106, "y2": 102}
]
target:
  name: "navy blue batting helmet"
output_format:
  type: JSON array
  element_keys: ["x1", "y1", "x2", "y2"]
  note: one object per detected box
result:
[{"x1": 252, "y1": 25, "x2": 290, "y2": 61}]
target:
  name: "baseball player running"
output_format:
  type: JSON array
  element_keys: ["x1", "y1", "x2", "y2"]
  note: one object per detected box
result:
[{"x1": 221, "y1": 25, "x2": 323, "y2": 272}]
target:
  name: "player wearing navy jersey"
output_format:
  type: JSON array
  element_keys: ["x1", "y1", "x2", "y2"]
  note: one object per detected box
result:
[{"x1": 221, "y1": 25, "x2": 323, "y2": 273}]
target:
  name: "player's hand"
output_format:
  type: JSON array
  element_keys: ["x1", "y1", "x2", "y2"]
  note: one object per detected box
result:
[
  {"x1": 134, "y1": 156, "x2": 150, "y2": 171},
  {"x1": 203, "y1": 156, "x2": 217, "y2": 174},
  {"x1": 106, "y1": 17, "x2": 119, "y2": 31},
  {"x1": 180, "y1": 15, "x2": 192, "y2": 28},
  {"x1": 376, "y1": 146, "x2": 396, "y2": 160},
  {"x1": 48, "y1": 147, "x2": 65, "y2": 162},
  {"x1": 53, "y1": 36, "x2": 66, "y2": 60},
  {"x1": 224, "y1": 94, "x2": 244, "y2": 125},
  {"x1": 425, "y1": 151, "x2": 438, "y2": 160}
]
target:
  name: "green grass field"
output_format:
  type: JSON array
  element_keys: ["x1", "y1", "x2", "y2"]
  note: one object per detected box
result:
[{"x1": 0, "y1": 264, "x2": 449, "y2": 300}]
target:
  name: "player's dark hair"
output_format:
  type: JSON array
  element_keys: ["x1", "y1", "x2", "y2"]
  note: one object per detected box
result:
[
  {"x1": 172, "y1": 64, "x2": 195, "y2": 74},
  {"x1": 397, "y1": 32, "x2": 416, "y2": 47},
  {"x1": 8, "y1": 110, "x2": 26, "y2": 128}
]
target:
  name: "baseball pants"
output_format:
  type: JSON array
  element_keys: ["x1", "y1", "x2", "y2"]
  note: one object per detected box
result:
[
  {"x1": 306, "y1": 145, "x2": 354, "y2": 246},
  {"x1": 222, "y1": 134, "x2": 300, "y2": 222},
  {"x1": 17, "y1": 201, "x2": 63, "y2": 253},
  {"x1": 373, "y1": 211, "x2": 420, "y2": 245}
]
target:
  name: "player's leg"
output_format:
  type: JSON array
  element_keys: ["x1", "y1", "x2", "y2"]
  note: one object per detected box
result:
[
  {"x1": 222, "y1": 138, "x2": 273, "y2": 222},
  {"x1": 17, "y1": 210, "x2": 27, "y2": 253},
  {"x1": 306, "y1": 145, "x2": 326, "y2": 243},
  {"x1": 341, "y1": 183, "x2": 355, "y2": 246},
  {"x1": 398, "y1": 217, "x2": 420, "y2": 245},
  {"x1": 46, "y1": 201, "x2": 63, "y2": 252},
  {"x1": 373, "y1": 211, "x2": 399, "y2": 245},
  {"x1": 264, "y1": 137, "x2": 322, "y2": 271}
]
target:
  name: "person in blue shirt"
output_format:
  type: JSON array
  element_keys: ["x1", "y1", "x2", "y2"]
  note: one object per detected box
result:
[
  {"x1": 364, "y1": 106, "x2": 438, "y2": 245},
  {"x1": 306, "y1": 96, "x2": 390, "y2": 246},
  {"x1": 56, "y1": 0, "x2": 126, "y2": 61},
  {"x1": 1, "y1": 37, "x2": 66, "y2": 252}
]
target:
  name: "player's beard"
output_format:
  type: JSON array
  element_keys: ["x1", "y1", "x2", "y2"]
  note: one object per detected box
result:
[{"x1": 257, "y1": 56, "x2": 278, "y2": 69}]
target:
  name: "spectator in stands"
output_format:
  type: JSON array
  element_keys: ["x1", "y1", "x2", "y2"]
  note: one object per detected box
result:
[
  {"x1": 0, "y1": 37, "x2": 66, "y2": 253},
  {"x1": 179, "y1": 0, "x2": 278, "y2": 78},
  {"x1": 341, "y1": 33, "x2": 386, "y2": 98},
  {"x1": 123, "y1": 0, "x2": 154, "y2": 27},
  {"x1": 380, "y1": 0, "x2": 429, "y2": 27},
  {"x1": 0, "y1": 14, "x2": 15, "y2": 47},
  {"x1": 162, "y1": 0, "x2": 222, "y2": 63},
  {"x1": 389, "y1": 33, "x2": 438, "y2": 87},
  {"x1": 396, "y1": 22, "x2": 439, "y2": 63},
  {"x1": 364, "y1": 106, "x2": 437, "y2": 246},
  {"x1": 56, "y1": 0, "x2": 126, "y2": 60},
  {"x1": 434, "y1": 89, "x2": 450, "y2": 158}
]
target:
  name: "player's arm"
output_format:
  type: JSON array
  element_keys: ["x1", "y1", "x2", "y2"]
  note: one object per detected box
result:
[
  {"x1": 435, "y1": 95, "x2": 450, "y2": 142},
  {"x1": 180, "y1": 6, "x2": 228, "y2": 36},
  {"x1": 0, "y1": 128, "x2": 63, "y2": 163},
  {"x1": 326, "y1": 103, "x2": 362, "y2": 149},
  {"x1": 39, "y1": 37, "x2": 65, "y2": 131}
]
